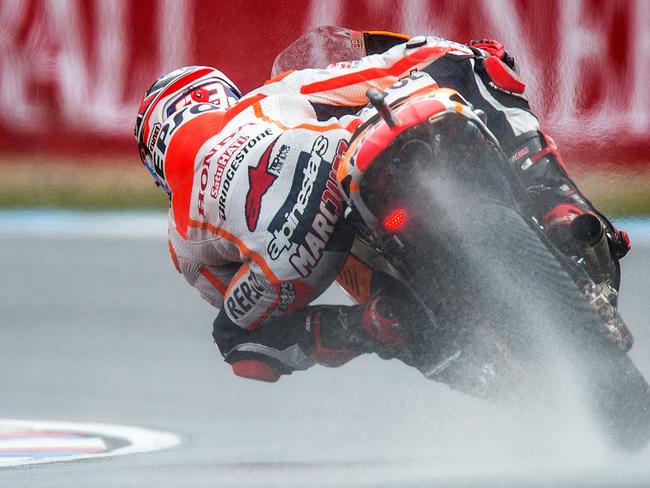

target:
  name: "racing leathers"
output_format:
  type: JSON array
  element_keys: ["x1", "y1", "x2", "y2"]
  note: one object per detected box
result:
[{"x1": 160, "y1": 35, "x2": 628, "y2": 382}]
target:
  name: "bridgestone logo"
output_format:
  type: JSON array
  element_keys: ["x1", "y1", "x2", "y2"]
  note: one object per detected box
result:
[{"x1": 267, "y1": 136, "x2": 329, "y2": 259}]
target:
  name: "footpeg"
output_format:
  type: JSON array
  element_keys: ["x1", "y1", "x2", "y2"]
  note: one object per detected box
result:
[{"x1": 582, "y1": 281, "x2": 634, "y2": 351}]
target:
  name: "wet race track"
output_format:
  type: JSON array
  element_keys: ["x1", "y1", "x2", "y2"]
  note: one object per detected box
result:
[{"x1": 1, "y1": 212, "x2": 650, "y2": 487}]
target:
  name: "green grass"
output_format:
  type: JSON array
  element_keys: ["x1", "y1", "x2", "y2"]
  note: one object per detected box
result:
[
  {"x1": 0, "y1": 156, "x2": 168, "y2": 210},
  {"x1": 0, "y1": 186, "x2": 167, "y2": 210},
  {"x1": 571, "y1": 166, "x2": 650, "y2": 217},
  {"x1": 0, "y1": 156, "x2": 648, "y2": 216},
  {"x1": 589, "y1": 196, "x2": 650, "y2": 217}
]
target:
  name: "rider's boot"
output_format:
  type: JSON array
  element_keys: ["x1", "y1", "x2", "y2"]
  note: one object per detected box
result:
[{"x1": 542, "y1": 202, "x2": 631, "y2": 287}]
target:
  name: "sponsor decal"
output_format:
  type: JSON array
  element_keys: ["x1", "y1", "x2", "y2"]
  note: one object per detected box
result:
[
  {"x1": 151, "y1": 103, "x2": 219, "y2": 180},
  {"x1": 226, "y1": 273, "x2": 267, "y2": 321},
  {"x1": 266, "y1": 136, "x2": 330, "y2": 260},
  {"x1": 148, "y1": 123, "x2": 161, "y2": 151},
  {"x1": 209, "y1": 132, "x2": 250, "y2": 203},
  {"x1": 255, "y1": 281, "x2": 297, "y2": 325},
  {"x1": 271, "y1": 144, "x2": 289, "y2": 174},
  {"x1": 288, "y1": 140, "x2": 347, "y2": 277},
  {"x1": 168, "y1": 80, "x2": 238, "y2": 114},
  {"x1": 278, "y1": 282, "x2": 296, "y2": 311},
  {"x1": 217, "y1": 128, "x2": 273, "y2": 221},
  {"x1": 486, "y1": 80, "x2": 526, "y2": 99},
  {"x1": 197, "y1": 124, "x2": 254, "y2": 218},
  {"x1": 245, "y1": 137, "x2": 289, "y2": 231},
  {"x1": 197, "y1": 146, "x2": 218, "y2": 218}
]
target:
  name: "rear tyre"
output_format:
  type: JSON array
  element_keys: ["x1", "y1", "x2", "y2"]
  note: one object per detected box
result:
[
  {"x1": 404, "y1": 196, "x2": 650, "y2": 451},
  {"x1": 357, "y1": 115, "x2": 650, "y2": 450}
]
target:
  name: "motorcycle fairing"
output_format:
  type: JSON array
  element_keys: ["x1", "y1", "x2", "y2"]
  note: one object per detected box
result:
[{"x1": 338, "y1": 85, "x2": 498, "y2": 233}]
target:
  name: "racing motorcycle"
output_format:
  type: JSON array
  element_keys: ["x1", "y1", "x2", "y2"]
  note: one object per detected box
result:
[
  {"x1": 335, "y1": 80, "x2": 650, "y2": 452},
  {"x1": 275, "y1": 27, "x2": 650, "y2": 451}
]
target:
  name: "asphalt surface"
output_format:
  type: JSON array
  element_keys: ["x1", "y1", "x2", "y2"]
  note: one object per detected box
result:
[{"x1": 1, "y1": 223, "x2": 649, "y2": 487}]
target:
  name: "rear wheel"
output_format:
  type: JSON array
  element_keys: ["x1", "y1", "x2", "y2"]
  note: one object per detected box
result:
[
  {"x1": 357, "y1": 116, "x2": 650, "y2": 450},
  {"x1": 404, "y1": 195, "x2": 650, "y2": 451}
]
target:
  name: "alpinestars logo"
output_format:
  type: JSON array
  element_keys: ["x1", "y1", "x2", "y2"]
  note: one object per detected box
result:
[
  {"x1": 245, "y1": 137, "x2": 289, "y2": 232},
  {"x1": 267, "y1": 136, "x2": 329, "y2": 260},
  {"x1": 288, "y1": 139, "x2": 347, "y2": 277}
]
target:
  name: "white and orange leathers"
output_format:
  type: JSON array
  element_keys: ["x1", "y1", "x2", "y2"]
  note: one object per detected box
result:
[{"x1": 161, "y1": 37, "x2": 474, "y2": 331}]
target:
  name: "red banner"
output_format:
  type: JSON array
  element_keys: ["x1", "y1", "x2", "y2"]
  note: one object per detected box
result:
[{"x1": 1, "y1": 0, "x2": 648, "y2": 164}]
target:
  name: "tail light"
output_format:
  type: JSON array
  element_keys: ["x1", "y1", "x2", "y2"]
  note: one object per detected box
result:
[{"x1": 383, "y1": 208, "x2": 408, "y2": 231}]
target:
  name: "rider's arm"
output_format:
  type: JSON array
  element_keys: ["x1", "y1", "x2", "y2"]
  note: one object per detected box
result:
[
  {"x1": 251, "y1": 37, "x2": 473, "y2": 107},
  {"x1": 167, "y1": 237, "x2": 236, "y2": 309},
  {"x1": 212, "y1": 292, "x2": 407, "y2": 382},
  {"x1": 209, "y1": 259, "x2": 358, "y2": 382},
  {"x1": 167, "y1": 237, "x2": 324, "y2": 381},
  {"x1": 207, "y1": 256, "x2": 408, "y2": 382}
]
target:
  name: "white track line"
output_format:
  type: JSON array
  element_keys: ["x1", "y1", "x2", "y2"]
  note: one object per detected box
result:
[
  {"x1": 0, "y1": 419, "x2": 181, "y2": 467},
  {"x1": 0, "y1": 210, "x2": 167, "y2": 239},
  {"x1": 0, "y1": 211, "x2": 648, "y2": 241}
]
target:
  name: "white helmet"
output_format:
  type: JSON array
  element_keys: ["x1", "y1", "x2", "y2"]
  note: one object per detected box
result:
[{"x1": 134, "y1": 66, "x2": 241, "y2": 194}]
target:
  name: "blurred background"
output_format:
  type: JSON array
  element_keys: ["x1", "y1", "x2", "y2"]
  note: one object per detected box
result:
[
  {"x1": 0, "y1": 0, "x2": 648, "y2": 214},
  {"x1": 1, "y1": 1, "x2": 649, "y2": 483}
]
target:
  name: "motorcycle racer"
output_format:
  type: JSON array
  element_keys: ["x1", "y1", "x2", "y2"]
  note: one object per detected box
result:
[
  {"x1": 135, "y1": 29, "x2": 629, "y2": 382},
  {"x1": 135, "y1": 64, "x2": 409, "y2": 382}
]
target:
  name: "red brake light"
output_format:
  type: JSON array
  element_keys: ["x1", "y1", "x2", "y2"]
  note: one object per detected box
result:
[{"x1": 383, "y1": 208, "x2": 407, "y2": 231}]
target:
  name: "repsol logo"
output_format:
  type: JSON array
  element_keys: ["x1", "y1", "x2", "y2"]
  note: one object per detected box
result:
[
  {"x1": 226, "y1": 273, "x2": 267, "y2": 321},
  {"x1": 151, "y1": 103, "x2": 219, "y2": 180},
  {"x1": 217, "y1": 128, "x2": 273, "y2": 221},
  {"x1": 267, "y1": 136, "x2": 329, "y2": 260}
]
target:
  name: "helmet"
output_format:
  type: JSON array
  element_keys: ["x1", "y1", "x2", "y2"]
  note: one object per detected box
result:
[{"x1": 135, "y1": 66, "x2": 242, "y2": 194}]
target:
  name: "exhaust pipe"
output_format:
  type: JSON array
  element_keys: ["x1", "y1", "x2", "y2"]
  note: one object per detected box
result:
[{"x1": 571, "y1": 213, "x2": 615, "y2": 282}]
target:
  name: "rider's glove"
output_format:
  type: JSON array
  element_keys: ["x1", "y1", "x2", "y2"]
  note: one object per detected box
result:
[
  {"x1": 469, "y1": 38, "x2": 516, "y2": 70},
  {"x1": 305, "y1": 297, "x2": 409, "y2": 367},
  {"x1": 361, "y1": 296, "x2": 409, "y2": 347}
]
